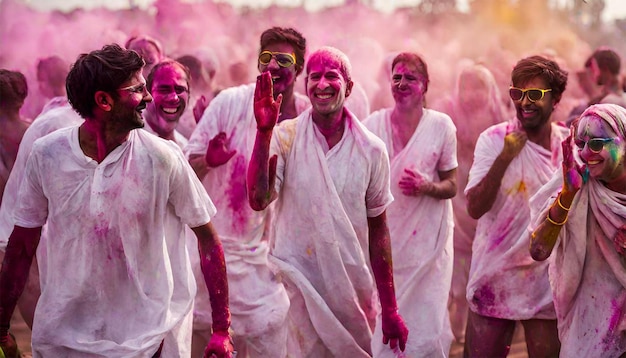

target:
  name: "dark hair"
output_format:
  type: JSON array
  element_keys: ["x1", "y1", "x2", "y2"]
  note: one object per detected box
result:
[
  {"x1": 259, "y1": 27, "x2": 306, "y2": 75},
  {"x1": 511, "y1": 55, "x2": 568, "y2": 104},
  {"x1": 147, "y1": 59, "x2": 191, "y2": 93},
  {"x1": 585, "y1": 47, "x2": 621, "y2": 75},
  {"x1": 37, "y1": 55, "x2": 69, "y2": 89},
  {"x1": 391, "y1": 52, "x2": 429, "y2": 93},
  {"x1": 175, "y1": 55, "x2": 209, "y2": 85},
  {"x1": 66, "y1": 44, "x2": 145, "y2": 119},
  {"x1": 0, "y1": 69, "x2": 28, "y2": 108}
]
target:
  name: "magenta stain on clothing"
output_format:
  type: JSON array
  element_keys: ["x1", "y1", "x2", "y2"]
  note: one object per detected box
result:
[
  {"x1": 226, "y1": 155, "x2": 248, "y2": 234},
  {"x1": 608, "y1": 299, "x2": 622, "y2": 334},
  {"x1": 472, "y1": 284, "x2": 496, "y2": 310}
]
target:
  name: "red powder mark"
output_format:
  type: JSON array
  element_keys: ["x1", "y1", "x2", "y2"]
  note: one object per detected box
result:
[
  {"x1": 608, "y1": 299, "x2": 622, "y2": 333},
  {"x1": 226, "y1": 155, "x2": 248, "y2": 234},
  {"x1": 472, "y1": 284, "x2": 496, "y2": 309}
]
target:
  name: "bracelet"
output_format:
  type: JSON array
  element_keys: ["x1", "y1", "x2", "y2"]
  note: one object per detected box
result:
[
  {"x1": 546, "y1": 211, "x2": 567, "y2": 226},
  {"x1": 556, "y1": 192, "x2": 571, "y2": 211}
]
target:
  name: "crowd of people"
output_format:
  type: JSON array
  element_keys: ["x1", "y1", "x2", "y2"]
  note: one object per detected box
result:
[{"x1": 1, "y1": 0, "x2": 626, "y2": 357}]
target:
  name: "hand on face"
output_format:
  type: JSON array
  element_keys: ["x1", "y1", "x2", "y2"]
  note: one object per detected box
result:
[
  {"x1": 561, "y1": 132, "x2": 585, "y2": 193},
  {"x1": 501, "y1": 130, "x2": 528, "y2": 161},
  {"x1": 203, "y1": 330, "x2": 234, "y2": 358},
  {"x1": 381, "y1": 310, "x2": 409, "y2": 352},
  {"x1": 399, "y1": 168, "x2": 431, "y2": 196},
  {"x1": 254, "y1": 71, "x2": 282, "y2": 132},
  {"x1": 205, "y1": 132, "x2": 237, "y2": 168}
]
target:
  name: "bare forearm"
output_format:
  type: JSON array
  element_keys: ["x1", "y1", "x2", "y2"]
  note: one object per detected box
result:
[
  {"x1": 530, "y1": 190, "x2": 575, "y2": 261},
  {"x1": 189, "y1": 154, "x2": 209, "y2": 180},
  {"x1": 368, "y1": 214, "x2": 398, "y2": 314},
  {"x1": 424, "y1": 178, "x2": 456, "y2": 199},
  {"x1": 195, "y1": 225, "x2": 230, "y2": 332},
  {"x1": 247, "y1": 130, "x2": 275, "y2": 211},
  {"x1": 0, "y1": 226, "x2": 40, "y2": 335},
  {"x1": 466, "y1": 154, "x2": 512, "y2": 219}
]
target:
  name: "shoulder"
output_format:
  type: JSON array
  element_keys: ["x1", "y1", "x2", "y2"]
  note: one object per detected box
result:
[
  {"x1": 362, "y1": 108, "x2": 389, "y2": 127},
  {"x1": 424, "y1": 108, "x2": 455, "y2": 129}
]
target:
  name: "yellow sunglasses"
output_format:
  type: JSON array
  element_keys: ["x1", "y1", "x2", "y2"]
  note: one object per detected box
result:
[{"x1": 258, "y1": 51, "x2": 296, "y2": 68}]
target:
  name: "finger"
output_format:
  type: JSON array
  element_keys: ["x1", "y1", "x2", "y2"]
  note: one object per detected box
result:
[
  {"x1": 254, "y1": 75, "x2": 263, "y2": 101},
  {"x1": 382, "y1": 335, "x2": 389, "y2": 345},
  {"x1": 400, "y1": 337, "x2": 406, "y2": 351},
  {"x1": 389, "y1": 338, "x2": 398, "y2": 349},
  {"x1": 403, "y1": 168, "x2": 417, "y2": 177},
  {"x1": 261, "y1": 71, "x2": 273, "y2": 98},
  {"x1": 227, "y1": 149, "x2": 237, "y2": 160}
]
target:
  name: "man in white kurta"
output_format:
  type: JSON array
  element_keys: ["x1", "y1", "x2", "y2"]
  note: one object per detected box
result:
[
  {"x1": 364, "y1": 107, "x2": 456, "y2": 357},
  {"x1": 11, "y1": 127, "x2": 214, "y2": 357},
  {"x1": 184, "y1": 27, "x2": 310, "y2": 357},
  {"x1": 466, "y1": 120, "x2": 567, "y2": 320},
  {"x1": 269, "y1": 108, "x2": 392, "y2": 357}
]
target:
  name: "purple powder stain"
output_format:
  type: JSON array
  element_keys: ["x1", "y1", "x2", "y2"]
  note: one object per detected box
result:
[
  {"x1": 608, "y1": 299, "x2": 621, "y2": 334},
  {"x1": 226, "y1": 155, "x2": 248, "y2": 234},
  {"x1": 472, "y1": 284, "x2": 496, "y2": 310},
  {"x1": 412, "y1": 230, "x2": 417, "y2": 236}
]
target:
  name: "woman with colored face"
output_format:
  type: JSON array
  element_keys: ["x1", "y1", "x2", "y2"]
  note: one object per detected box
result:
[
  {"x1": 363, "y1": 52, "x2": 458, "y2": 357},
  {"x1": 530, "y1": 103, "x2": 626, "y2": 357}
]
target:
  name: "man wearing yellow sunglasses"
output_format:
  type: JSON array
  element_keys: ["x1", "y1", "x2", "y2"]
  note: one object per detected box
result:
[
  {"x1": 185, "y1": 27, "x2": 309, "y2": 358},
  {"x1": 464, "y1": 56, "x2": 569, "y2": 357}
]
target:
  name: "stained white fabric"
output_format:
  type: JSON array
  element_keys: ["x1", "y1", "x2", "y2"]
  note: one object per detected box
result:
[
  {"x1": 464, "y1": 120, "x2": 568, "y2": 320},
  {"x1": 142, "y1": 125, "x2": 188, "y2": 149},
  {"x1": 364, "y1": 108, "x2": 456, "y2": 357},
  {"x1": 14, "y1": 127, "x2": 215, "y2": 357},
  {"x1": 269, "y1": 108, "x2": 393, "y2": 357},
  {"x1": 185, "y1": 84, "x2": 308, "y2": 355},
  {"x1": 0, "y1": 104, "x2": 83, "y2": 250},
  {"x1": 530, "y1": 172, "x2": 626, "y2": 357}
]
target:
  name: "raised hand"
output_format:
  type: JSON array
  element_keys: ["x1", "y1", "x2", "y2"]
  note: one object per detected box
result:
[
  {"x1": 561, "y1": 132, "x2": 584, "y2": 194},
  {"x1": 501, "y1": 130, "x2": 528, "y2": 161},
  {"x1": 399, "y1": 168, "x2": 432, "y2": 196},
  {"x1": 203, "y1": 330, "x2": 234, "y2": 358},
  {"x1": 254, "y1": 71, "x2": 282, "y2": 132},
  {"x1": 205, "y1": 132, "x2": 237, "y2": 168},
  {"x1": 382, "y1": 310, "x2": 409, "y2": 352},
  {"x1": 193, "y1": 95, "x2": 209, "y2": 124}
]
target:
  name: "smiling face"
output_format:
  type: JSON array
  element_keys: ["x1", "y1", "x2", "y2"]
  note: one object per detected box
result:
[
  {"x1": 112, "y1": 71, "x2": 153, "y2": 132},
  {"x1": 257, "y1": 42, "x2": 298, "y2": 97},
  {"x1": 146, "y1": 63, "x2": 189, "y2": 138},
  {"x1": 511, "y1": 76, "x2": 555, "y2": 133},
  {"x1": 391, "y1": 61, "x2": 426, "y2": 109},
  {"x1": 576, "y1": 115, "x2": 626, "y2": 186},
  {"x1": 305, "y1": 55, "x2": 352, "y2": 118}
]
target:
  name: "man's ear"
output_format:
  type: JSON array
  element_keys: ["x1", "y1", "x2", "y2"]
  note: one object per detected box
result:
[
  {"x1": 95, "y1": 91, "x2": 114, "y2": 112},
  {"x1": 345, "y1": 80, "x2": 354, "y2": 98}
]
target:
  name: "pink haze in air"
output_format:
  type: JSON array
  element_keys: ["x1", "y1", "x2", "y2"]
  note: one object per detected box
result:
[{"x1": 0, "y1": 0, "x2": 624, "y2": 125}]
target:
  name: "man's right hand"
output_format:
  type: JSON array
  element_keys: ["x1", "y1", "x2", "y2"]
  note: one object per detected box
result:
[
  {"x1": 205, "y1": 132, "x2": 237, "y2": 168},
  {"x1": 0, "y1": 333, "x2": 19, "y2": 358},
  {"x1": 203, "y1": 330, "x2": 234, "y2": 358},
  {"x1": 254, "y1": 71, "x2": 282, "y2": 133},
  {"x1": 501, "y1": 130, "x2": 527, "y2": 161}
]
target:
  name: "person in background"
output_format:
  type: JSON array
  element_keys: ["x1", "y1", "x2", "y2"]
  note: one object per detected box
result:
[{"x1": 363, "y1": 51, "x2": 457, "y2": 357}]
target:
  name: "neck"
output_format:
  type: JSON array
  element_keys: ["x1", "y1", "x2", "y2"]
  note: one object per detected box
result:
[
  {"x1": 0, "y1": 110, "x2": 22, "y2": 123},
  {"x1": 277, "y1": 88, "x2": 297, "y2": 122},
  {"x1": 312, "y1": 108, "x2": 346, "y2": 150},
  {"x1": 79, "y1": 118, "x2": 130, "y2": 163},
  {"x1": 525, "y1": 121, "x2": 553, "y2": 150},
  {"x1": 391, "y1": 105, "x2": 423, "y2": 127}
]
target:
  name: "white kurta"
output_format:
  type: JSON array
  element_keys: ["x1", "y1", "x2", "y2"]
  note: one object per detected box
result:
[
  {"x1": 530, "y1": 173, "x2": 626, "y2": 357},
  {"x1": 0, "y1": 105, "x2": 83, "y2": 250},
  {"x1": 465, "y1": 120, "x2": 567, "y2": 320},
  {"x1": 184, "y1": 84, "x2": 308, "y2": 350},
  {"x1": 14, "y1": 127, "x2": 215, "y2": 357},
  {"x1": 364, "y1": 108, "x2": 456, "y2": 357},
  {"x1": 269, "y1": 108, "x2": 393, "y2": 357}
]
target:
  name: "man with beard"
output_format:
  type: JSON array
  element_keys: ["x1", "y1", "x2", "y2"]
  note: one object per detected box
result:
[
  {"x1": 0, "y1": 44, "x2": 232, "y2": 358},
  {"x1": 248, "y1": 46, "x2": 408, "y2": 357},
  {"x1": 184, "y1": 27, "x2": 308, "y2": 358},
  {"x1": 463, "y1": 55, "x2": 568, "y2": 357}
]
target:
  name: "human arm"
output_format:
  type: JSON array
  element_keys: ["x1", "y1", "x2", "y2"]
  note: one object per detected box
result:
[
  {"x1": 368, "y1": 212, "x2": 408, "y2": 351},
  {"x1": 398, "y1": 168, "x2": 457, "y2": 199},
  {"x1": 247, "y1": 72, "x2": 282, "y2": 211},
  {"x1": 466, "y1": 130, "x2": 527, "y2": 219},
  {"x1": 193, "y1": 95, "x2": 209, "y2": 124},
  {"x1": 0, "y1": 226, "x2": 41, "y2": 357},
  {"x1": 192, "y1": 223, "x2": 233, "y2": 358},
  {"x1": 529, "y1": 133, "x2": 583, "y2": 261}
]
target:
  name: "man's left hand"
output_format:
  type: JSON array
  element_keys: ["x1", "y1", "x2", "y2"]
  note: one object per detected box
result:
[
  {"x1": 381, "y1": 310, "x2": 409, "y2": 352},
  {"x1": 203, "y1": 330, "x2": 234, "y2": 358}
]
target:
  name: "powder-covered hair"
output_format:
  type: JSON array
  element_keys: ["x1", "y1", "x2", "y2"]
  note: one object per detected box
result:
[
  {"x1": 579, "y1": 103, "x2": 626, "y2": 141},
  {"x1": 392, "y1": 52, "x2": 429, "y2": 93},
  {"x1": 260, "y1": 27, "x2": 307, "y2": 76},
  {"x1": 306, "y1": 46, "x2": 352, "y2": 83},
  {"x1": 511, "y1": 55, "x2": 568, "y2": 104},
  {"x1": 66, "y1": 44, "x2": 145, "y2": 119},
  {"x1": 147, "y1": 59, "x2": 191, "y2": 94},
  {"x1": 0, "y1": 69, "x2": 28, "y2": 108},
  {"x1": 37, "y1": 55, "x2": 69, "y2": 91}
]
